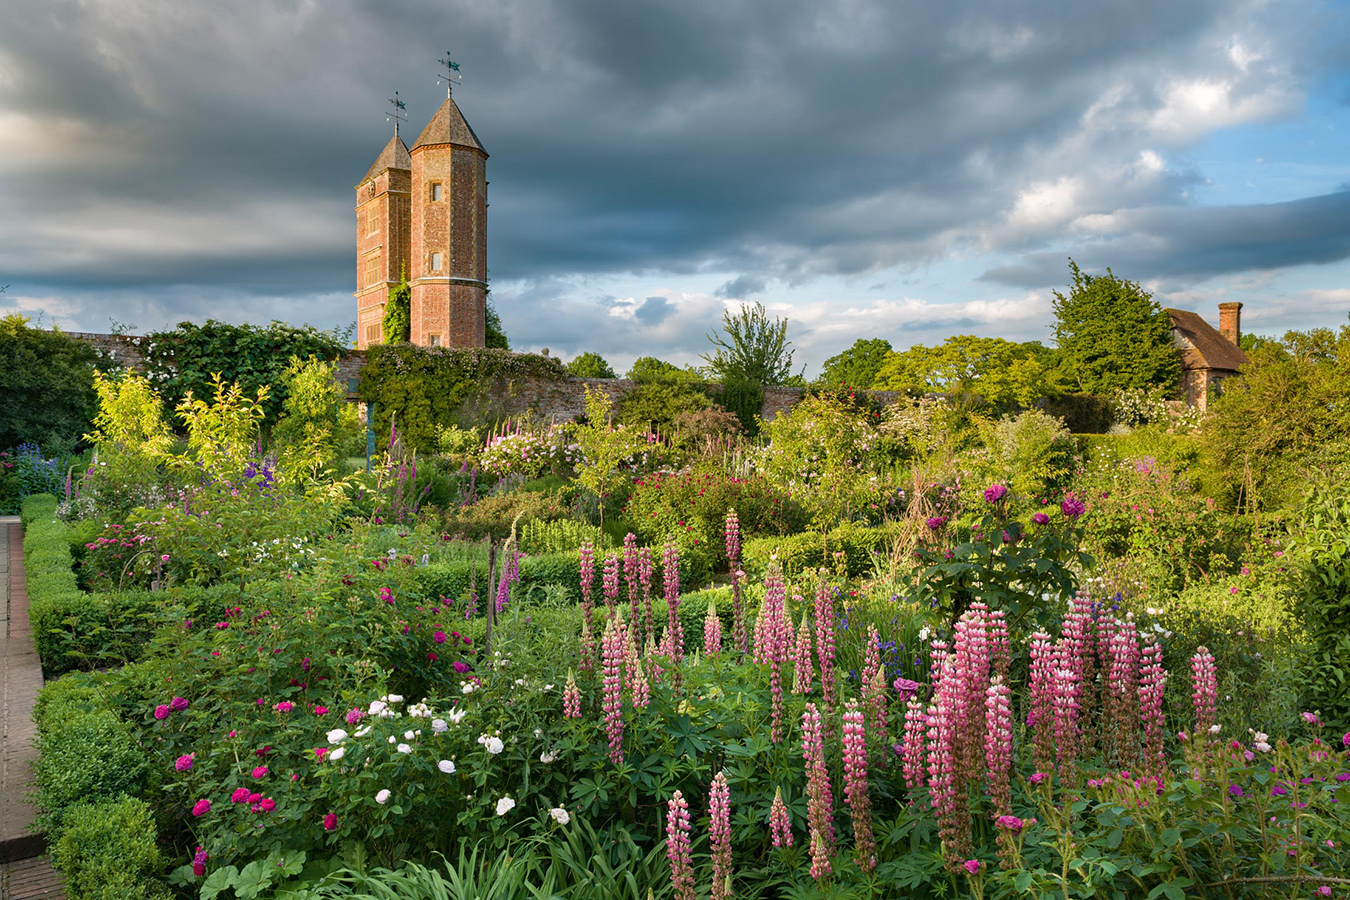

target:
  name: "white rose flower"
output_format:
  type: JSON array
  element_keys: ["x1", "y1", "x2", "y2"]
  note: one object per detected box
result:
[
  {"x1": 438, "y1": 759, "x2": 456, "y2": 774},
  {"x1": 397, "y1": 743, "x2": 412, "y2": 754},
  {"x1": 1209, "y1": 724, "x2": 1222, "y2": 734},
  {"x1": 404, "y1": 730, "x2": 416, "y2": 740},
  {"x1": 368, "y1": 700, "x2": 388, "y2": 715},
  {"x1": 461, "y1": 682, "x2": 476, "y2": 695},
  {"x1": 388, "y1": 735, "x2": 397, "y2": 744},
  {"x1": 326, "y1": 728, "x2": 348, "y2": 744},
  {"x1": 387, "y1": 694, "x2": 404, "y2": 703},
  {"x1": 329, "y1": 747, "x2": 346, "y2": 762},
  {"x1": 432, "y1": 719, "x2": 448, "y2": 734},
  {"x1": 355, "y1": 725, "x2": 373, "y2": 738},
  {"x1": 376, "y1": 789, "x2": 391, "y2": 804},
  {"x1": 484, "y1": 737, "x2": 504, "y2": 754},
  {"x1": 549, "y1": 807, "x2": 570, "y2": 825},
  {"x1": 495, "y1": 797, "x2": 516, "y2": 816}
]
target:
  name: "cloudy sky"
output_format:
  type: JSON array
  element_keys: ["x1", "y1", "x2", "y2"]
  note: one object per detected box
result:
[{"x1": 2, "y1": 0, "x2": 1349, "y2": 376}]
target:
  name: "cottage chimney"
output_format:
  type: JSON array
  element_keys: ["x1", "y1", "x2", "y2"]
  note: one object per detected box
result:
[{"x1": 1218, "y1": 302, "x2": 1242, "y2": 346}]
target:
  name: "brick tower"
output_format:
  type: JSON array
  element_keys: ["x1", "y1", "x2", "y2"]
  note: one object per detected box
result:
[
  {"x1": 354, "y1": 135, "x2": 412, "y2": 349},
  {"x1": 407, "y1": 93, "x2": 488, "y2": 348}
]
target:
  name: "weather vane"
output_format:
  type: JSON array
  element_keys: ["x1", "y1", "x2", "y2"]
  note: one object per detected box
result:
[
  {"x1": 438, "y1": 51, "x2": 462, "y2": 97},
  {"x1": 387, "y1": 91, "x2": 406, "y2": 137}
]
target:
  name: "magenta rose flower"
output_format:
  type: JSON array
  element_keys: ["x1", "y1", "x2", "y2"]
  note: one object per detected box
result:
[
  {"x1": 191, "y1": 799, "x2": 211, "y2": 816},
  {"x1": 1033, "y1": 512, "x2": 1050, "y2": 525},
  {"x1": 434, "y1": 631, "x2": 447, "y2": 644},
  {"x1": 983, "y1": 484, "x2": 1007, "y2": 503},
  {"x1": 230, "y1": 788, "x2": 250, "y2": 803},
  {"x1": 1061, "y1": 497, "x2": 1086, "y2": 519},
  {"x1": 153, "y1": 705, "x2": 170, "y2": 720},
  {"x1": 925, "y1": 515, "x2": 947, "y2": 530},
  {"x1": 170, "y1": 696, "x2": 190, "y2": 711},
  {"x1": 251, "y1": 765, "x2": 268, "y2": 779},
  {"x1": 323, "y1": 812, "x2": 338, "y2": 831},
  {"x1": 174, "y1": 754, "x2": 194, "y2": 772},
  {"x1": 963, "y1": 860, "x2": 980, "y2": 874}
]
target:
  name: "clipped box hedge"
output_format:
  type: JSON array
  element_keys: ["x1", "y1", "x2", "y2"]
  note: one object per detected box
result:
[
  {"x1": 21, "y1": 494, "x2": 242, "y2": 674},
  {"x1": 742, "y1": 521, "x2": 890, "y2": 579}
]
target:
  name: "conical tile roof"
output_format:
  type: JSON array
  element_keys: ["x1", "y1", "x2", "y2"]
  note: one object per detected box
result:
[
  {"x1": 359, "y1": 135, "x2": 411, "y2": 185},
  {"x1": 411, "y1": 97, "x2": 487, "y2": 155}
]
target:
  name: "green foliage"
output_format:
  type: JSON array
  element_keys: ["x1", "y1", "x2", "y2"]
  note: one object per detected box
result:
[
  {"x1": 142, "y1": 319, "x2": 347, "y2": 426},
  {"x1": 274, "y1": 356, "x2": 348, "y2": 481},
  {"x1": 755, "y1": 390, "x2": 893, "y2": 529},
  {"x1": 171, "y1": 374, "x2": 268, "y2": 484},
  {"x1": 485, "y1": 300, "x2": 509, "y2": 350},
  {"x1": 741, "y1": 521, "x2": 889, "y2": 579},
  {"x1": 0, "y1": 443, "x2": 67, "y2": 515},
  {"x1": 1295, "y1": 469, "x2": 1350, "y2": 730},
  {"x1": 817, "y1": 337, "x2": 893, "y2": 388},
  {"x1": 1201, "y1": 328, "x2": 1350, "y2": 512},
  {"x1": 1051, "y1": 260, "x2": 1183, "y2": 395},
  {"x1": 1041, "y1": 392, "x2": 1114, "y2": 434},
  {"x1": 565, "y1": 351, "x2": 616, "y2": 379},
  {"x1": 572, "y1": 388, "x2": 650, "y2": 525},
  {"x1": 519, "y1": 518, "x2": 605, "y2": 555},
  {"x1": 0, "y1": 312, "x2": 99, "y2": 452},
  {"x1": 33, "y1": 692, "x2": 149, "y2": 835},
  {"x1": 615, "y1": 379, "x2": 712, "y2": 434},
  {"x1": 52, "y1": 797, "x2": 165, "y2": 900},
  {"x1": 980, "y1": 408, "x2": 1077, "y2": 498},
  {"x1": 713, "y1": 375, "x2": 764, "y2": 435},
  {"x1": 702, "y1": 301, "x2": 798, "y2": 385},
  {"x1": 624, "y1": 469, "x2": 807, "y2": 570},
  {"x1": 359, "y1": 344, "x2": 566, "y2": 453},
  {"x1": 626, "y1": 356, "x2": 701, "y2": 384},
  {"x1": 872, "y1": 334, "x2": 1063, "y2": 411},
  {"x1": 381, "y1": 277, "x2": 411, "y2": 344}
]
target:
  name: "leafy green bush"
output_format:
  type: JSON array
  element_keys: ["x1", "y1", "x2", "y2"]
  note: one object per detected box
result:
[
  {"x1": 1296, "y1": 470, "x2": 1350, "y2": 730},
  {"x1": 520, "y1": 518, "x2": 604, "y2": 555},
  {"x1": 714, "y1": 376, "x2": 764, "y2": 434},
  {"x1": 33, "y1": 701, "x2": 149, "y2": 835},
  {"x1": 742, "y1": 522, "x2": 889, "y2": 579},
  {"x1": 616, "y1": 380, "x2": 712, "y2": 434},
  {"x1": 1042, "y1": 392, "x2": 1113, "y2": 433},
  {"x1": 0, "y1": 314, "x2": 99, "y2": 453},
  {"x1": 51, "y1": 797, "x2": 165, "y2": 900},
  {"x1": 979, "y1": 408, "x2": 1076, "y2": 498}
]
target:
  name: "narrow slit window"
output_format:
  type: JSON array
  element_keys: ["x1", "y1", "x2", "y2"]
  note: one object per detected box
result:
[
  {"x1": 431, "y1": 252, "x2": 443, "y2": 271},
  {"x1": 431, "y1": 183, "x2": 443, "y2": 201},
  {"x1": 429, "y1": 335, "x2": 441, "y2": 347}
]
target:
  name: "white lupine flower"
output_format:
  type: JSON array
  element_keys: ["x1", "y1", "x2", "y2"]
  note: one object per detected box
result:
[
  {"x1": 496, "y1": 797, "x2": 515, "y2": 816},
  {"x1": 397, "y1": 743, "x2": 412, "y2": 754},
  {"x1": 329, "y1": 747, "x2": 346, "y2": 762},
  {"x1": 326, "y1": 729, "x2": 348, "y2": 744},
  {"x1": 549, "y1": 807, "x2": 570, "y2": 825},
  {"x1": 376, "y1": 789, "x2": 391, "y2": 804},
  {"x1": 438, "y1": 759, "x2": 456, "y2": 774}
]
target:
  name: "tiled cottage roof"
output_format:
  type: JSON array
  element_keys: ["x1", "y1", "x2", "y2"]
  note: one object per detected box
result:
[{"x1": 1167, "y1": 308, "x2": 1248, "y2": 372}]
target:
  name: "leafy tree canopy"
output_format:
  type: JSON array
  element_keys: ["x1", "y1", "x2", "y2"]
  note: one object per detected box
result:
[
  {"x1": 485, "y1": 301, "x2": 509, "y2": 350},
  {"x1": 0, "y1": 313, "x2": 99, "y2": 452},
  {"x1": 626, "y1": 356, "x2": 703, "y2": 384},
  {"x1": 872, "y1": 335, "x2": 1064, "y2": 411},
  {"x1": 565, "y1": 351, "x2": 617, "y2": 379},
  {"x1": 1051, "y1": 260, "x2": 1182, "y2": 396},
  {"x1": 702, "y1": 301, "x2": 798, "y2": 385},
  {"x1": 817, "y1": 338, "x2": 893, "y2": 388}
]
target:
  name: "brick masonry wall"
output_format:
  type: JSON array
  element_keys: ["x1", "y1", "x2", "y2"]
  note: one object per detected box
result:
[{"x1": 61, "y1": 334, "x2": 903, "y2": 424}]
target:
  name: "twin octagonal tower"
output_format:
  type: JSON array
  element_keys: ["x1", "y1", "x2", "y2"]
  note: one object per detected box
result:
[{"x1": 354, "y1": 94, "x2": 488, "y2": 349}]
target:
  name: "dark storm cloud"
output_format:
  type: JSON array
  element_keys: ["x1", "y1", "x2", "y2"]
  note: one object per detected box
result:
[
  {"x1": 0, "y1": 0, "x2": 1340, "y2": 336},
  {"x1": 634, "y1": 296, "x2": 675, "y2": 325},
  {"x1": 980, "y1": 191, "x2": 1350, "y2": 287}
]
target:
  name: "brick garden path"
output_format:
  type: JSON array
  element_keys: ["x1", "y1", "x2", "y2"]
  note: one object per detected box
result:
[{"x1": 0, "y1": 516, "x2": 65, "y2": 898}]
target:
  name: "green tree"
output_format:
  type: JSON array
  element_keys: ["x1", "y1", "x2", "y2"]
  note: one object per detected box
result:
[
  {"x1": 273, "y1": 355, "x2": 346, "y2": 481},
  {"x1": 627, "y1": 356, "x2": 702, "y2": 384},
  {"x1": 566, "y1": 351, "x2": 617, "y2": 379},
  {"x1": 872, "y1": 335, "x2": 1063, "y2": 411},
  {"x1": 818, "y1": 338, "x2": 893, "y2": 388},
  {"x1": 485, "y1": 300, "x2": 509, "y2": 350},
  {"x1": 382, "y1": 276, "x2": 411, "y2": 344},
  {"x1": 702, "y1": 301, "x2": 798, "y2": 385},
  {"x1": 573, "y1": 387, "x2": 649, "y2": 528},
  {"x1": 1201, "y1": 323, "x2": 1350, "y2": 512},
  {"x1": 1051, "y1": 260, "x2": 1182, "y2": 395},
  {"x1": 0, "y1": 313, "x2": 99, "y2": 452}
]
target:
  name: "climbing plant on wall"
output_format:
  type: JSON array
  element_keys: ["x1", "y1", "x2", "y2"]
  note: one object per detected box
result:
[{"x1": 358, "y1": 344, "x2": 567, "y2": 452}]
